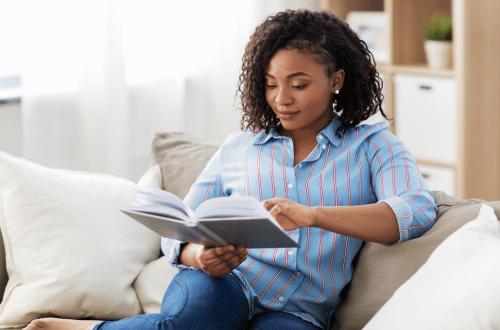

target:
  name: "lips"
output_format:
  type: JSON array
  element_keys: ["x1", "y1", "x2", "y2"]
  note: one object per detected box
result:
[{"x1": 277, "y1": 111, "x2": 299, "y2": 120}]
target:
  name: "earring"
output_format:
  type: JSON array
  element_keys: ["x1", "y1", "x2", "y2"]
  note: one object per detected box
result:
[{"x1": 335, "y1": 90, "x2": 340, "y2": 94}]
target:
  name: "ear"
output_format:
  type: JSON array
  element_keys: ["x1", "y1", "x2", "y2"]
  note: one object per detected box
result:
[{"x1": 330, "y1": 69, "x2": 345, "y2": 93}]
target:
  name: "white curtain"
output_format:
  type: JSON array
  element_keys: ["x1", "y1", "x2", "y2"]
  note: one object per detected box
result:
[{"x1": 17, "y1": 0, "x2": 319, "y2": 181}]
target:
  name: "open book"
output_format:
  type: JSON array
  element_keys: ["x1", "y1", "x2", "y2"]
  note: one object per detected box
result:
[{"x1": 121, "y1": 187, "x2": 300, "y2": 248}]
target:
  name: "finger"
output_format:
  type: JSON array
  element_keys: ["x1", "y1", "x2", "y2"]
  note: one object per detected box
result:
[
  {"x1": 206, "y1": 247, "x2": 245, "y2": 269},
  {"x1": 203, "y1": 260, "x2": 235, "y2": 278},
  {"x1": 261, "y1": 199, "x2": 276, "y2": 211},
  {"x1": 226, "y1": 254, "x2": 245, "y2": 269},
  {"x1": 236, "y1": 246, "x2": 248, "y2": 256},
  {"x1": 262, "y1": 197, "x2": 289, "y2": 210},
  {"x1": 202, "y1": 246, "x2": 232, "y2": 261},
  {"x1": 200, "y1": 246, "x2": 238, "y2": 268},
  {"x1": 269, "y1": 204, "x2": 286, "y2": 218}
]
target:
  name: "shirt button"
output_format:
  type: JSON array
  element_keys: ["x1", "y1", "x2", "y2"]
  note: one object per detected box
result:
[
  {"x1": 322, "y1": 144, "x2": 326, "y2": 149},
  {"x1": 319, "y1": 136, "x2": 324, "y2": 140},
  {"x1": 288, "y1": 250, "x2": 293, "y2": 256},
  {"x1": 298, "y1": 163, "x2": 302, "y2": 168},
  {"x1": 287, "y1": 183, "x2": 293, "y2": 189},
  {"x1": 279, "y1": 296, "x2": 284, "y2": 302}
]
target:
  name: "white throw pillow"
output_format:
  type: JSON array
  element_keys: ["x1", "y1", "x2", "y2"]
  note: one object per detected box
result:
[
  {"x1": 133, "y1": 164, "x2": 179, "y2": 314},
  {"x1": 133, "y1": 256, "x2": 178, "y2": 314},
  {"x1": 137, "y1": 164, "x2": 163, "y2": 190},
  {"x1": 0, "y1": 151, "x2": 160, "y2": 328},
  {"x1": 363, "y1": 204, "x2": 500, "y2": 330}
]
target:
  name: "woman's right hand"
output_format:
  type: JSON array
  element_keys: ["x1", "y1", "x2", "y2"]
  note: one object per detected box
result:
[{"x1": 180, "y1": 243, "x2": 248, "y2": 279}]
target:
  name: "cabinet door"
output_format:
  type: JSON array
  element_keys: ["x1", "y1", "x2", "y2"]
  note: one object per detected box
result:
[{"x1": 394, "y1": 74, "x2": 457, "y2": 164}]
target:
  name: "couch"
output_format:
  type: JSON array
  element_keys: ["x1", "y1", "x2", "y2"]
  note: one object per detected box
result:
[{"x1": 0, "y1": 131, "x2": 499, "y2": 330}]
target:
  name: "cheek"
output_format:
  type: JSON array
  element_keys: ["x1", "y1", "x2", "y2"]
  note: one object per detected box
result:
[
  {"x1": 265, "y1": 90, "x2": 275, "y2": 107},
  {"x1": 304, "y1": 90, "x2": 331, "y2": 109}
]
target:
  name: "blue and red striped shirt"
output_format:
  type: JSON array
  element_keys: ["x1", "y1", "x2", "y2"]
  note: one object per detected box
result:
[{"x1": 163, "y1": 118, "x2": 437, "y2": 329}]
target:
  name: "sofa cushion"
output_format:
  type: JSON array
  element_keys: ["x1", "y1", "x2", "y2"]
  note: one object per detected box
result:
[
  {"x1": 133, "y1": 256, "x2": 178, "y2": 314},
  {"x1": 150, "y1": 132, "x2": 220, "y2": 200},
  {"x1": 363, "y1": 203, "x2": 500, "y2": 329},
  {"x1": 331, "y1": 191, "x2": 492, "y2": 330},
  {"x1": 0, "y1": 151, "x2": 161, "y2": 328}
]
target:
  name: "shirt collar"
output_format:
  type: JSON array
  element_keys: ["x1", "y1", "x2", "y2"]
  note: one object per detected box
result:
[
  {"x1": 252, "y1": 114, "x2": 343, "y2": 146},
  {"x1": 321, "y1": 113, "x2": 342, "y2": 147},
  {"x1": 252, "y1": 128, "x2": 281, "y2": 145}
]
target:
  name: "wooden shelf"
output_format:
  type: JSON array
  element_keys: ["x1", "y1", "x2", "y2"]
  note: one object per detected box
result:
[
  {"x1": 321, "y1": 0, "x2": 500, "y2": 201},
  {"x1": 377, "y1": 64, "x2": 454, "y2": 78},
  {"x1": 414, "y1": 158, "x2": 456, "y2": 170}
]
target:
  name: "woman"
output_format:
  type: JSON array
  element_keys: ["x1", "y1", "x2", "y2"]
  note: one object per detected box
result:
[{"x1": 24, "y1": 9, "x2": 436, "y2": 330}]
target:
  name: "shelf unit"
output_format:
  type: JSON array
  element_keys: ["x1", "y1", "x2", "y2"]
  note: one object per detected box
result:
[{"x1": 320, "y1": 0, "x2": 500, "y2": 201}]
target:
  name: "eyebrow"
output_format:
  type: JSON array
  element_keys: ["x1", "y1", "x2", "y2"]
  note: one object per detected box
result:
[{"x1": 265, "y1": 72, "x2": 312, "y2": 79}]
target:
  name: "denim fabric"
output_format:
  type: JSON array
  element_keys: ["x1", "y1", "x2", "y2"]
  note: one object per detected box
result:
[
  {"x1": 246, "y1": 312, "x2": 321, "y2": 329},
  {"x1": 95, "y1": 269, "x2": 248, "y2": 330},
  {"x1": 94, "y1": 269, "x2": 320, "y2": 330}
]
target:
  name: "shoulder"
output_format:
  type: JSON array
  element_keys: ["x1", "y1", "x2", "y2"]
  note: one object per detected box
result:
[
  {"x1": 354, "y1": 121, "x2": 408, "y2": 158},
  {"x1": 219, "y1": 130, "x2": 263, "y2": 150},
  {"x1": 356, "y1": 121, "x2": 399, "y2": 144},
  {"x1": 224, "y1": 130, "x2": 273, "y2": 145}
]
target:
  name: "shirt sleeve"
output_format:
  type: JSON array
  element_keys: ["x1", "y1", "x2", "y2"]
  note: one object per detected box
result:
[
  {"x1": 365, "y1": 128, "x2": 437, "y2": 243},
  {"x1": 161, "y1": 134, "x2": 230, "y2": 267}
]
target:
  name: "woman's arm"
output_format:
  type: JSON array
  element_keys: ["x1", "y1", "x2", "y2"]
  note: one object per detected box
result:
[{"x1": 263, "y1": 197, "x2": 400, "y2": 244}]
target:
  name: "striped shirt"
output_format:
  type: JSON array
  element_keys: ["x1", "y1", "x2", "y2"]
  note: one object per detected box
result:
[{"x1": 162, "y1": 118, "x2": 437, "y2": 329}]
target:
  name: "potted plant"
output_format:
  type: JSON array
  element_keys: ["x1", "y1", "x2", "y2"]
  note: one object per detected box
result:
[{"x1": 423, "y1": 13, "x2": 452, "y2": 69}]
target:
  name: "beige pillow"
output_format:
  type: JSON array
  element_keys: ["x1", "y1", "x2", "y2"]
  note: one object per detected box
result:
[
  {"x1": 150, "y1": 132, "x2": 221, "y2": 199},
  {"x1": 331, "y1": 191, "x2": 496, "y2": 330},
  {"x1": 0, "y1": 151, "x2": 160, "y2": 328}
]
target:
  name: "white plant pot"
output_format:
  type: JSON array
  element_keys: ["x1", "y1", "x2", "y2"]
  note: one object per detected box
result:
[{"x1": 424, "y1": 40, "x2": 453, "y2": 69}]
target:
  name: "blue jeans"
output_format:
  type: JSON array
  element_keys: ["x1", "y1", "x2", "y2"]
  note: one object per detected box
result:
[{"x1": 94, "y1": 269, "x2": 320, "y2": 330}]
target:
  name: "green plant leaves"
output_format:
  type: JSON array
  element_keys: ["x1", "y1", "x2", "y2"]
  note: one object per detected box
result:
[{"x1": 423, "y1": 14, "x2": 452, "y2": 41}]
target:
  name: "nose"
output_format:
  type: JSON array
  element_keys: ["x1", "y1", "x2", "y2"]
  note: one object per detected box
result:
[{"x1": 275, "y1": 87, "x2": 293, "y2": 105}]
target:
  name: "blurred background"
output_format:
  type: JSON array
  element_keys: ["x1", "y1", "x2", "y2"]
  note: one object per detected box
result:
[
  {"x1": 1, "y1": 0, "x2": 499, "y2": 200},
  {"x1": 0, "y1": 0, "x2": 320, "y2": 182}
]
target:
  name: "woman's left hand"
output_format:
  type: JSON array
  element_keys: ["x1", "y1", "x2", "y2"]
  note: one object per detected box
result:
[{"x1": 262, "y1": 197, "x2": 315, "y2": 231}]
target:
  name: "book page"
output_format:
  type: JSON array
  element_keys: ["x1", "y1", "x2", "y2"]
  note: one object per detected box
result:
[
  {"x1": 131, "y1": 187, "x2": 194, "y2": 220},
  {"x1": 194, "y1": 196, "x2": 283, "y2": 230}
]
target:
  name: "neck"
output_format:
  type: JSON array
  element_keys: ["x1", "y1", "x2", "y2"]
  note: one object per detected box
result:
[{"x1": 278, "y1": 115, "x2": 334, "y2": 145}]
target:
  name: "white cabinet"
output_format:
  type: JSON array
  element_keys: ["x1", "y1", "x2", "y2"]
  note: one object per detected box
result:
[
  {"x1": 394, "y1": 74, "x2": 457, "y2": 196},
  {"x1": 394, "y1": 74, "x2": 457, "y2": 165},
  {"x1": 418, "y1": 164, "x2": 455, "y2": 196}
]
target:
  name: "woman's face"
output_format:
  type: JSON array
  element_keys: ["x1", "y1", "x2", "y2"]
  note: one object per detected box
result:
[{"x1": 265, "y1": 48, "x2": 344, "y2": 136}]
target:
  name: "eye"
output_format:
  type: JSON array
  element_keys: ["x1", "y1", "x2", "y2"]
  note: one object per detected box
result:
[
  {"x1": 265, "y1": 84, "x2": 277, "y2": 89},
  {"x1": 293, "y1": 84, "x2": 307, "y2": 90}
]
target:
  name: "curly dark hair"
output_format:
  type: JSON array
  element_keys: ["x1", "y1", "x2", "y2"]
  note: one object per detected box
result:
[{"x1": 237, "y1": 9, "x2": 387, "y2": 134}]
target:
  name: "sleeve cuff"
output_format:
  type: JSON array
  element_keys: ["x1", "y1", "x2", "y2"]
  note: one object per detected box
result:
[
  {"x1": 378, "y1": 197, "x2": 414, "y2": 243},
  {"x1": 161, "y1": 237, "x2": 196, "y2": 270}
]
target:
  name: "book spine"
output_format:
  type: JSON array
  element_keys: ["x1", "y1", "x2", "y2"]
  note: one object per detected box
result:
[{"x1": 193, "y1": 223, "x2": 228, "y2": 246}]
